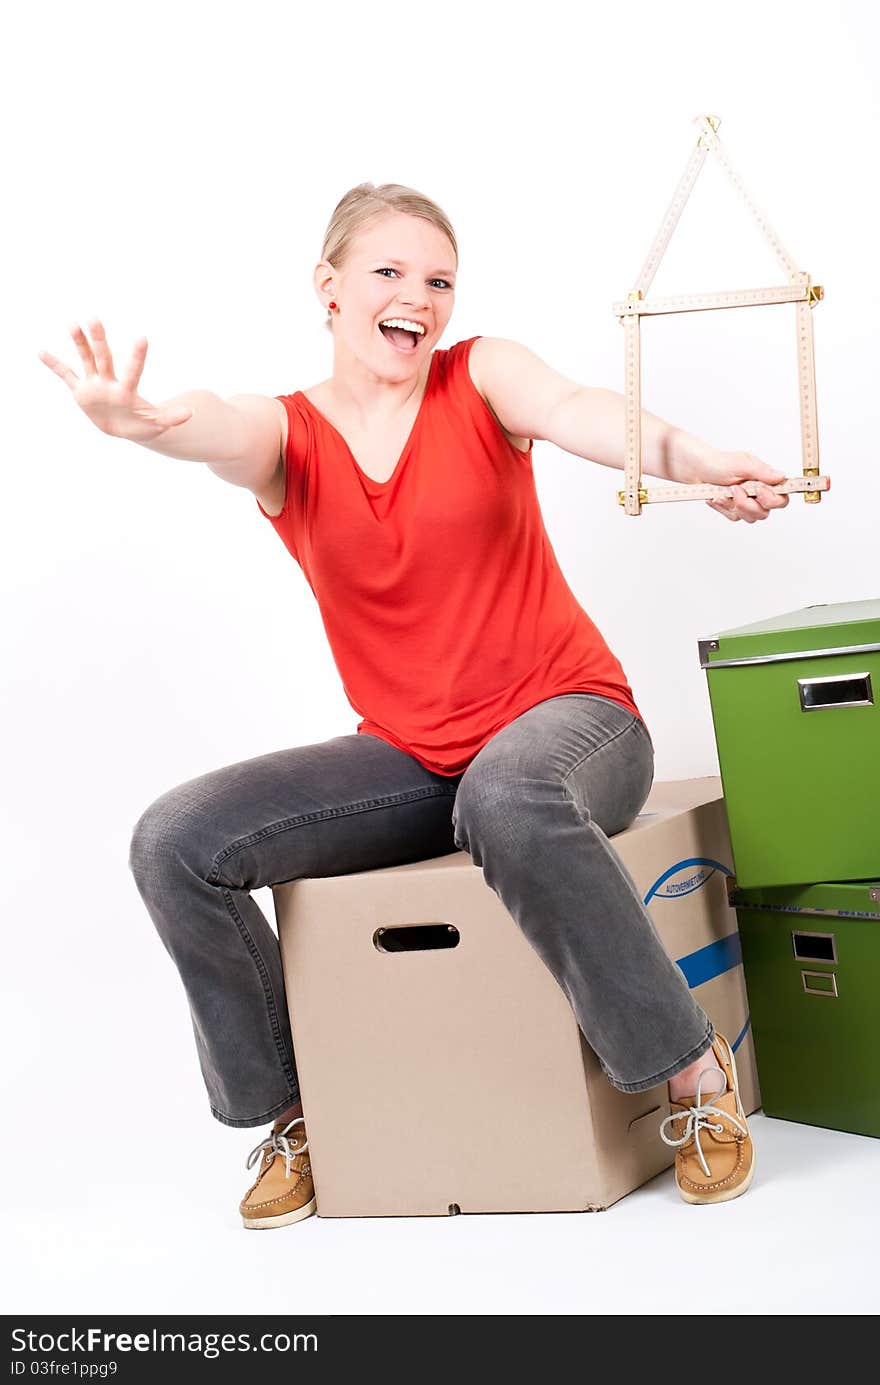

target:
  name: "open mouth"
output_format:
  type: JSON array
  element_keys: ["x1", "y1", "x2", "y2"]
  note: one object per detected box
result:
[{"x1": 378, "y1": 323, "x2": 424, "y2": 353}]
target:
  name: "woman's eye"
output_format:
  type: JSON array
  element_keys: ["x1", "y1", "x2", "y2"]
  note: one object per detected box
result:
[{"x1": 374, "y1": 268, "x2": 453, "y2": 290}]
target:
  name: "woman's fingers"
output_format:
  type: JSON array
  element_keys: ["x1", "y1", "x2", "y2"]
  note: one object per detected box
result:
[
  {"x1": 734, "y1": 481, "x2": 791, "y2": 520},
  {"x1": 707, "y1": 497, "x2": 741, "y2": 521},
  {"x1": 730, "y1": 483, "x2": 769, "y2": 522},
  {"x1": 760, "y1": 483, "x2": 789, "y2": 509},
  {"x1": 38, "y1": 322, "x2": 174, "y2": 440},
  {"x1": 119, "y1": 336, "x2": 149, "y2": 395},
  {"x1": 701, "y1": 451, "x2": 793, "y2": 522},
  {"x1": 39, "y1": 322, "x2": 150, "y2": 399},
  {"x1": 69, "y1": 323, "x2": 98, "y2": 376},
  {"x1": 85, "y1": 318, "x2": 116, "y2": 378},
  {"x1": 707, "y1": 482, "x2": 791, "y2": 523},
  {"x1": 37, "y1": 348, "x2": 80, "y2": 391}
]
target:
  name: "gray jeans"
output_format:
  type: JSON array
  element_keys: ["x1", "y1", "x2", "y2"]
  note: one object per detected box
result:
[{"x1": 128, "y1": 693, "x2": 713, "y2": 1128}]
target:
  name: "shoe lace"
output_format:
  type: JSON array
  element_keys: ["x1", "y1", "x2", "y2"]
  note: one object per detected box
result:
[
  {"x1": 245, "y1": 1116, "x2": 309, "y2": 1181},
  {"x1": 659, "y1": 1066, "x2": 749, "y2": 1179}
]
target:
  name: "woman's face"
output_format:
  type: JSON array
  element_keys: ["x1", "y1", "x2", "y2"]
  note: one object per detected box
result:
[{"x1": 317, "y1": 212, "x2": 457, "y2": 378}]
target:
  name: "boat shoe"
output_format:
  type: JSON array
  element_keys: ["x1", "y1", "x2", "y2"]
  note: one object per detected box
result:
[
  {"x1": 659, "y1": 1032, "x2": 755, "y2": 1205},
  {"x1": 239, "y1": 1115, "x2": 317, "y2": 1229}
]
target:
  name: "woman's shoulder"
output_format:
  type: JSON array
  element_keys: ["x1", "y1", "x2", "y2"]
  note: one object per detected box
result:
[
  {"x1": 440, "y1": 336, "x2": 531, "y2": 454},
  {"x1": 432, "y1": 335, "x2": 483, "y2": 398},
  {"x1": 253, "y1": 391, "x2": 313, "y2": 518},
  {"x1": 439, "y1": 335, "x2": 507, "y2": 404}
]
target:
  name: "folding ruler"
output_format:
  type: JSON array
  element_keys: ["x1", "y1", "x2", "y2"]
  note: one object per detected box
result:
[{"x1": 613, "y1": 114, "x2": 830, "y2": 515}]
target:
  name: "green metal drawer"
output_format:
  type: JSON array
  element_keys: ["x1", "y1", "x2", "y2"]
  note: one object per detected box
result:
[
  {"x1": 699, "y1": 598, "x2": 880, "y2": 888},
  {"x1": 730, "y1": 878, "x2": 880, "y2": 1138}
]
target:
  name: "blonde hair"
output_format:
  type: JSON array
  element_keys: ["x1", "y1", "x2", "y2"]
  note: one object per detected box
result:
[{"x1": 321, "y1": 182, "x2": 458, "y2": 331}]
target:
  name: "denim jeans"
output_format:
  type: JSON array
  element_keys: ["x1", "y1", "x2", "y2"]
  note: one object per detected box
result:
[{"x1": 128, "y1": 693, "x2": 714, "y2": 1128}]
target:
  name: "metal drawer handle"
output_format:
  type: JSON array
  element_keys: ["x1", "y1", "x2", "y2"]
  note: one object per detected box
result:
[
  {"x1": 798, "y1": 671, "x2": 873, "y2": 711},
  {"x1": 792, "y1": 930, "x2": 837, "y2": 963}
]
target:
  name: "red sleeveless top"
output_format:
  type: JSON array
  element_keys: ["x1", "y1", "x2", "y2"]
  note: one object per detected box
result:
[{"x1": 256, "y1": 336, "x2": 648, "y2": 776}]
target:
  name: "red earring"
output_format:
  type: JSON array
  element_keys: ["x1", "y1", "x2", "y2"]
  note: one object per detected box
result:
[{"x1": 328, "y1": 301, "x2": 338, "y2": 311}]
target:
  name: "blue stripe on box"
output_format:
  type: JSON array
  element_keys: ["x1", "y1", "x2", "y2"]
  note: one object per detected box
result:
[
  {"x1": 731, "y1": 1015, "x2": 751, "y2": 1053},
  {"x1": 676, "y1": 931, "x2": 742, "y2": 987},
  {"x1": 673, "y1": 933, "x2": 749, "y2": 1054},
  {"x1": 641, "y1": 856, "x2": 750, "y2": 1055}
]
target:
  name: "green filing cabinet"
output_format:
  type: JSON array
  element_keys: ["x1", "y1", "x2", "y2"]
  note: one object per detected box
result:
[
  {"x1": 699, "y1": 598, "x2": 880, "y2": 888},
  {"x1": 730, "y1": 879, "x2": 880, "y2": 1137}
]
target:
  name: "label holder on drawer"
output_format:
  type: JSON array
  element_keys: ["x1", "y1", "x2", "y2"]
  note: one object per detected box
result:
[{"x1": 801, "y1": 969, "x2": 838, "y2": 998}]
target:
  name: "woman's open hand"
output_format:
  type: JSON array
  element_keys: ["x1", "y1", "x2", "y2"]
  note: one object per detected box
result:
[
  {"x1": 38, "y1": 319, "x2": 194, "y2": 442},
  {"x1": 698, "y1": 449, "x2": 791, "y2": 523}
]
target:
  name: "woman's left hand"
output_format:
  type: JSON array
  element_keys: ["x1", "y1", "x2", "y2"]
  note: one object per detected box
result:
[{"x1": 697, "y1": 449, "x2": 791, "y2": 523}]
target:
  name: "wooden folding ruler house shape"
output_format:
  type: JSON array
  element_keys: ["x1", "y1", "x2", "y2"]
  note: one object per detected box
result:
[{"x1": 613, "y1": 115, "x2": 830, "y2": 515}]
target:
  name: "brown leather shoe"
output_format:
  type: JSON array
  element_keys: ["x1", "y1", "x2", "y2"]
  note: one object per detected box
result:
[
  {"x1": 239, "y1": 1116, "x2": 317, "y2": 1229},
  {"x1": 660, "y1": 1032, "x2": 755, "y2": 1205}
]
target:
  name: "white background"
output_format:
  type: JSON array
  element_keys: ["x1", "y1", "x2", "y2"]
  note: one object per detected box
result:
[{"x1": 3, "y1": 0, "x2": 879, "y2": 1316}]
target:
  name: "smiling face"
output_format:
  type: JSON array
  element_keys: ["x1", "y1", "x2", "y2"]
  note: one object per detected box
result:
[{"x1": 314, "y1": 211, "x2": 457, "y2": 380}]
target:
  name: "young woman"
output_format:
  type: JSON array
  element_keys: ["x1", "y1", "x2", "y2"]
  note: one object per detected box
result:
[{"x1": 39, "y1": 182, "x2": 788, "y2": 1228}]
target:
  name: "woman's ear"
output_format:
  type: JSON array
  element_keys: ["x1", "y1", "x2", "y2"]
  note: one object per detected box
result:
[{"x1": 313, "y1": 261, "x2": 336, "y2": 309}]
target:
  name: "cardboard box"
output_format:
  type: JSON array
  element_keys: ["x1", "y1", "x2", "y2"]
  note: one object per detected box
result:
[{"x1": 273, "y1": 777, "x2": 760, "y2": 1215}]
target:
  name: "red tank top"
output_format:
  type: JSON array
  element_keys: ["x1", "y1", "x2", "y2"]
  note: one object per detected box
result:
[{"x1": 257, "y1": 335, "x2": 649, "y2": 776}]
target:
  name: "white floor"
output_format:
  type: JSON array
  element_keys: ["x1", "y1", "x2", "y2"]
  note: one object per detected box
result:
[
  {"x1": 5, "y1": 866, "x2": 879, "y2": 1317},
  {"x1": 4, "y1": 1107, "x2": 879, "y2": 1316}
]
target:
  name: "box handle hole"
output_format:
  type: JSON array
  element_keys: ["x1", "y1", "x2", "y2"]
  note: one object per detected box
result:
[{"x1": 373, "y1": 923, "x2": 460, "y2": 953}]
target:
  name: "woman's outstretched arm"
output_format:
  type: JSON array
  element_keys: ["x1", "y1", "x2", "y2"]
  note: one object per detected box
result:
[
  {"x1": 469, "y1": 335, "x2": 790, "y2": 523},
  {"x1": 38, "y1": 318, "x2": 283, "y2": 494}
]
